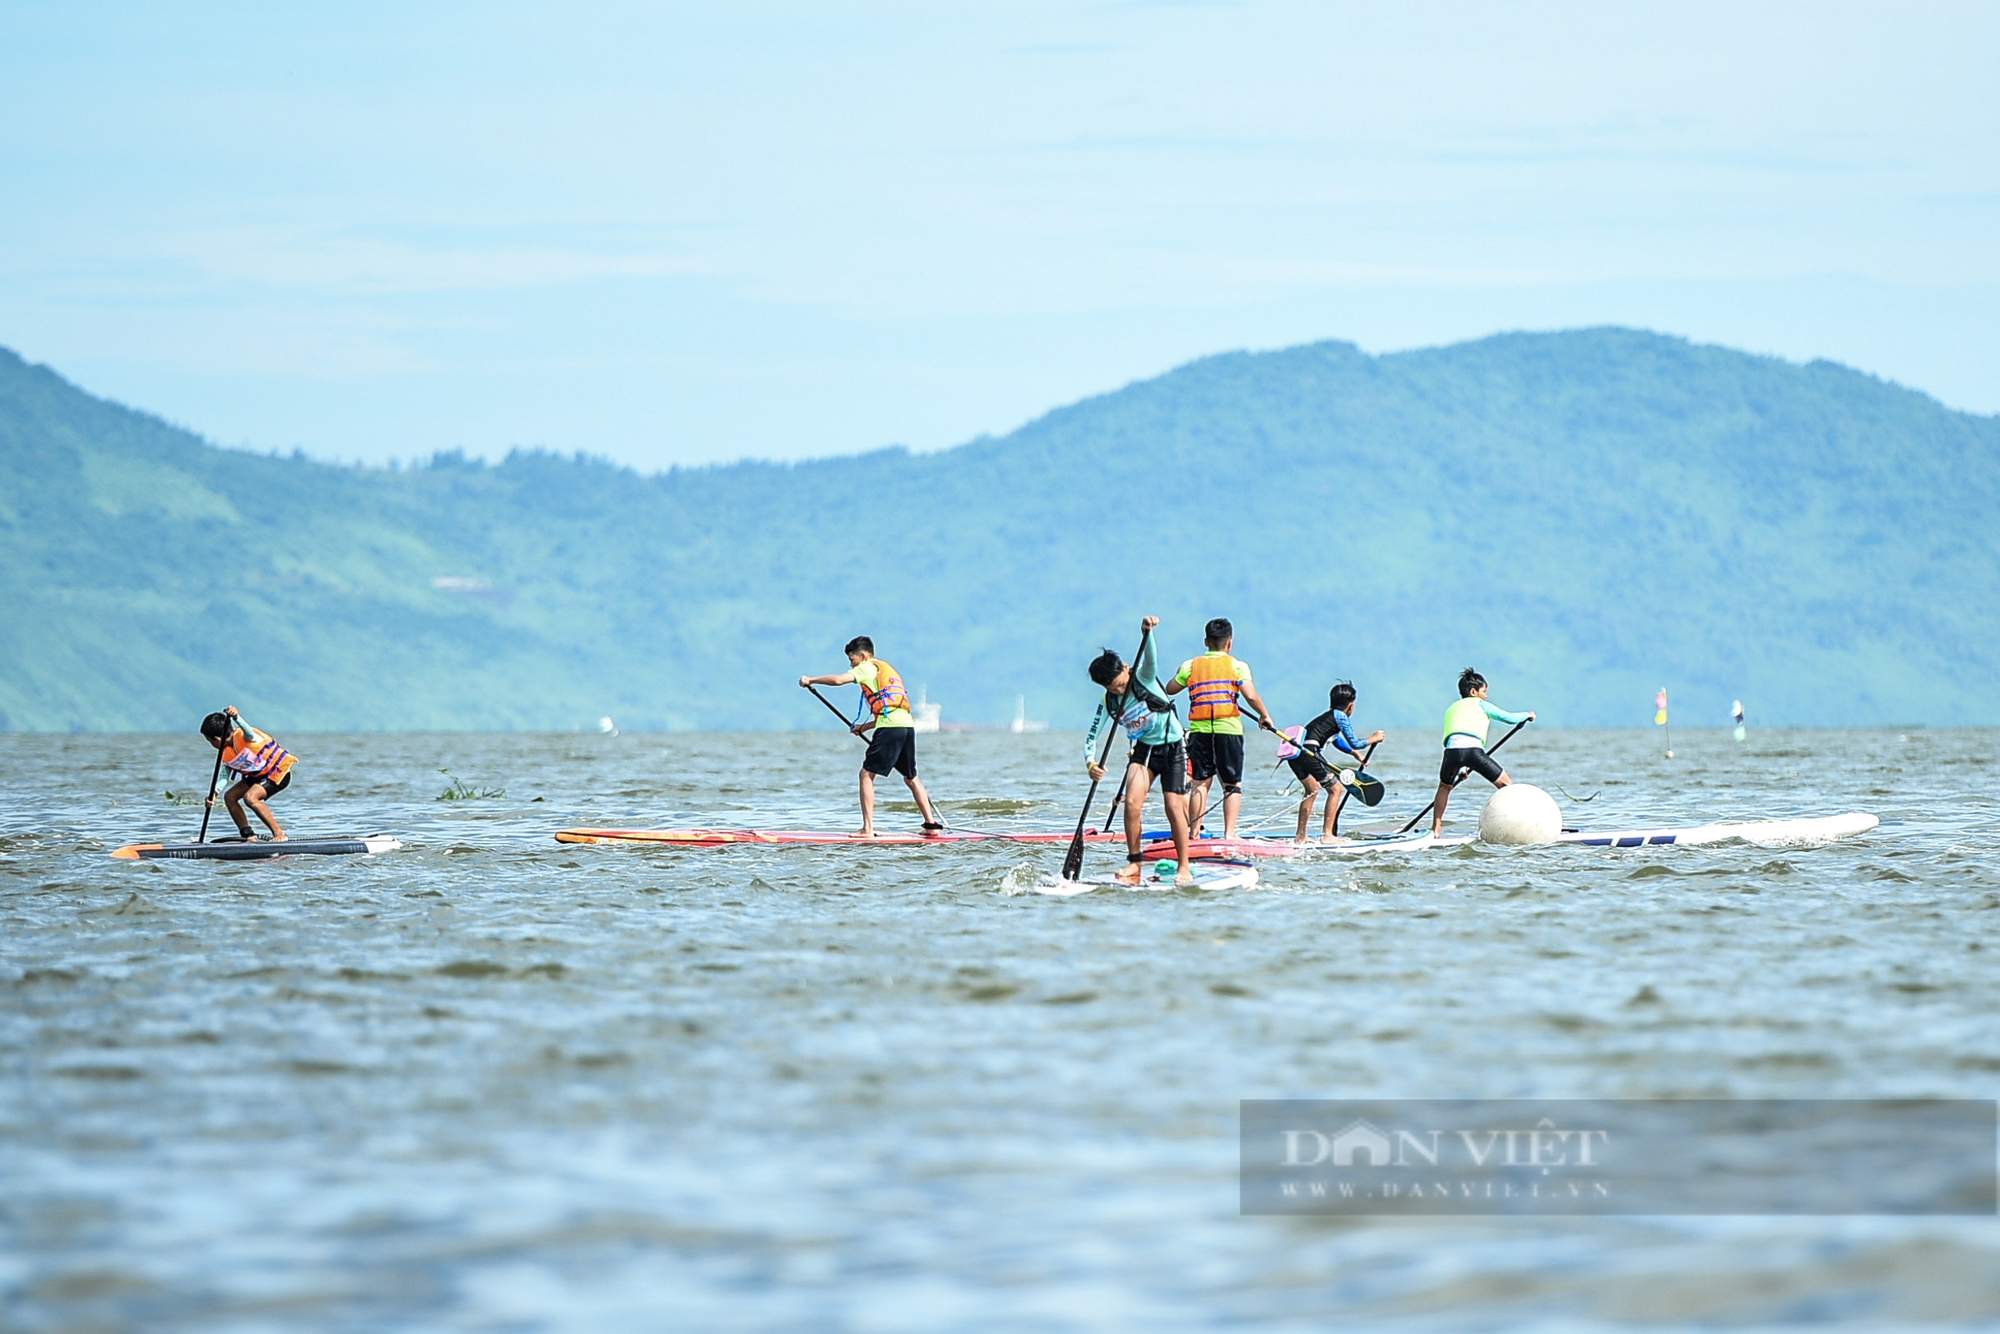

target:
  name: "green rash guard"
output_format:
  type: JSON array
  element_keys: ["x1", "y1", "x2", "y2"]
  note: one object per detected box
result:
[
  {"x1": 1441, "y1": 697, "x2": 1530, "y2": 748},
  {"x1": 1082, "y1": 634, "x2": 1185, "y2": 760}
]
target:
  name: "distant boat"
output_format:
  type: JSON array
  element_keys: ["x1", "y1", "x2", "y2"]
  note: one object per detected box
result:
[
  {"x1": 1010, "y1": 695, "x2": 1047, "y2": 734},
  {"x1": 913, "y1": 685, "x2": 941, "y2": 733}
]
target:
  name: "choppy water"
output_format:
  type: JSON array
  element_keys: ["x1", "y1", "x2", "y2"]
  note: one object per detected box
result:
[{"x1": 3, "y1": 727, "x2": 1997, "y2": 1331}]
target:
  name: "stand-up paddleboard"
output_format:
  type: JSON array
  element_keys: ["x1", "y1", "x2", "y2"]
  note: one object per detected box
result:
[
  {"x1": 1140, "y1": 835, "x2": 1308, "y2": 860},
  {"x1": 1556, "y1": 811, "x2": 1878, "y2": 849},
  {"x1": 111, "y1": 836, "x2": 403, "y2": 861},
  {"x1": 1327, "y1": 812, "x2": 1878, "y2": 852},
  {"x1": 554, "y1": 827, "x2": 1121, "y2": 848},
  {"x1": 1388, "y1": 811, "x2": 1880, "y2": 852},
  {"x1": 1037, "y1": 859, "x2": 1260, "y2": 896},
  {"x1": 1318, "y1": 829, "x2": 1440, "y2": 854}
]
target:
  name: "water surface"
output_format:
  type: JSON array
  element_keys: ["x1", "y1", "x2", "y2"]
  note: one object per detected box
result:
[{"x1": 3, "y1": 728, "x2": 1996, "y2": 1330}]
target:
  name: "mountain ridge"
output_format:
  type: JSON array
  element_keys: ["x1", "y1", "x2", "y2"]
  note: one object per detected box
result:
[{"x1": 2, "y1": 328, "x2": 1995, "y2": 732}]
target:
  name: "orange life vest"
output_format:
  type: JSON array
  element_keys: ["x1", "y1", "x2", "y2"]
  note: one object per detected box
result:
[
  {"x1": 223, "y1": 726, "x2": 297, "y2": 784},
  {"x1": 859, "y1": 658, "x2": 911, "y2": 719},
  {"x1": 1185, "y1": 653, "x2": 1243, "y2": 722}
]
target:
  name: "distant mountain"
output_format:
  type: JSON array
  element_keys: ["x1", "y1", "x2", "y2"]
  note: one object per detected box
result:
[{"x1": 2, "y1": 328, "x2": 1996, "y2": 732}]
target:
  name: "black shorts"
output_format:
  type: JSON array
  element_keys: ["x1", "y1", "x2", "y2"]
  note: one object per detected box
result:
[
  {"x1": 1440, "y1": 746, "x2": 1505, "y2": 786},
  {"x1": 1188, "y1": 731, "x2": 1244, "y2": 787},
  {"x1": 232, "y1": 769, "x2": 292, "y2": 799},
  {"x1": 1128, "y1": 739, "x2": 1188, "y2": 796},
  {"x1": 863, "y1": 726, "x2": 918, "y2": 779},
  {"x1": 1287, "y1": 750, "x2": 1336, "y2": 788}
]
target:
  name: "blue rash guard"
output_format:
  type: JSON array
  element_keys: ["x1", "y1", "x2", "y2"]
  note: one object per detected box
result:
[{"x1": 1083, "y1": 634, "x2": 1185, "y2": 761}]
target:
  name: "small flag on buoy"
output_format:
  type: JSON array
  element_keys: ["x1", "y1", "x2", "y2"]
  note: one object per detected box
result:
[
  {"x1": 1655, "y1": 688, "x2": 1673, "y2": 758},
  {"x1": 1732, "y1": 700, "x2": 1746, "y2": 743}
]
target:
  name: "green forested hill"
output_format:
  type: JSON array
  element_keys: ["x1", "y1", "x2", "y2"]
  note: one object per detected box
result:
[{"x1": 2, "y1": 328, "x2": 1996, "y2": 732}]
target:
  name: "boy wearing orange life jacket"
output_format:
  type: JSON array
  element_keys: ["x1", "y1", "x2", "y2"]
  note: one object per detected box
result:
[
  {"x1": 1165, "y1": 617, "x2": 1277, "y2": 840},
  {"x1": 199, "y1": 706, "x2": 297, "y2": 842},
  {"x1": 800, "y1": 636, "x2": 945, "y2": 839}
]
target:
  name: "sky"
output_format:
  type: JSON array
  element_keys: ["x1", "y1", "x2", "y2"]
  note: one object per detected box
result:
[{"x1": 2, "y1": 1, "x2": 1995, "y2": 469}]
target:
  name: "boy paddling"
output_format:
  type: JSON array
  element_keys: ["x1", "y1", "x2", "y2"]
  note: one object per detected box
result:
[
  {"x1": 1286, "y1": 681, "x2": 1386, "y2": 843},
  {"x1": 1165, "y1": 618, "x2": 1276, "y2": 841},
  {"x1": 800, "y1": 637, "x2": 945, "y2": 838},
  {"x1": 1429, "y1": 668, "x2": 1535, "y2": 836},
  {"x1": 200, "y1": 707, "x2": 296, "y2": 842},
  {"x1": 1084, "y1": 616, "x2": 1194, "y2": 885}
]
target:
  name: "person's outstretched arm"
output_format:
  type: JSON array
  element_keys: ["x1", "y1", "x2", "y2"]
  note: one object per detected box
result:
[{"x1": 1132, "y1": 624, "x2": 1160, "y2": 691}]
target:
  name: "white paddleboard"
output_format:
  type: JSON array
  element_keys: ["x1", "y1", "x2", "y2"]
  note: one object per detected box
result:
[
  {"x1": 1556, "y1": 811, "x2": 1878, "y2": 849},
  {"x1": 1316, "y1": 829, "x2": 1439, "y2": 854},
  {"x1": 1039, "y1": 859, "x2": 1261, "y2": 896},
  {"x1": 1336, "y1": 812, "x2": 1879, "y2": 852}
]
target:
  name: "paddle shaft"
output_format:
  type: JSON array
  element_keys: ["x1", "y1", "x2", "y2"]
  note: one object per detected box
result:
[
  {"x1": 1323, "y1": 740, "x2": 1380, "y2": 834},
  {"x1": 806, "y1": 684, "x2": 867, "y2": 739},
  {"x1": 1345, "y1": 739, "x2": 1379, "y2": 785},
  {"x1": 195, "y1": 743, "x2": 225, "y2": 844},
  {"x1": 1397, "y1": 718, "x2": 1530, "y2": 834},
  {"x1": 1062, "y1": 625, "x2": 1151, "y2": 880}
]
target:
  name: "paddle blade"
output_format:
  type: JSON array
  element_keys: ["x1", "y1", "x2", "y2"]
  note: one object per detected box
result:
[
  {"x1": 1059, "y1": 835, "x2": 1086, "y2": 883},
  {"x1": 1352, "y1": 771, "x2": 1385, "y2": 807}
]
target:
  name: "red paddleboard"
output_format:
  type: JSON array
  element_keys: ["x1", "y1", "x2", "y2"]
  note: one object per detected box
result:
[
  {"x1": 554, "y1": 828, "x2": 1124, "y2": 848},
  {"x1": 1141, "y1": 835, "x2": 1307, "y2": 860}
]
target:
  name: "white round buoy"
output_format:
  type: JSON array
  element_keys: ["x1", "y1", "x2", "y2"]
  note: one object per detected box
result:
[{"x1": 1478, "y1": 784, "x2": 1563, "y2": 845}]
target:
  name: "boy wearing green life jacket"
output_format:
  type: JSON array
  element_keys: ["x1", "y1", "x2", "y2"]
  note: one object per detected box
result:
[
  {"x1": 1164, "y1": 617, "x2": 1276, "y2": 841},
  {"x1": 199, "y1": 706, "x2": 297, "y2": 842},
  {"x1": 1429, "y1": 668, "x2": 1535, "y2": 837},
  {"x1": 800, "y1": 636, "x2": 944, "y2": 839}
]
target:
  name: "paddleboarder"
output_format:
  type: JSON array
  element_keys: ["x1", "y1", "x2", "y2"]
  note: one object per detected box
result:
[
  {"x1": 1165, "y1": 618, "x2": 1277, "y2": 841},
  {"x1": 1084, "y1": 616, "x2": 1194, "y2": 886},
  {"x1": 199, "y1": 707, "x2": 296, "y2": 842},
  {"x1": 800, "y1": 637, "x2": 945, "y2": 839},
  {"x1": 1285, "y1": 681, "x2": 1385, "y2": 843},
  {"x1": 1429, "y1": 669, "x2": 1535, "y2": 837}
]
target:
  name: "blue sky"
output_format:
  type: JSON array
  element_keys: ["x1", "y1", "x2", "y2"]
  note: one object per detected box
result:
[{"x1": 2, "y1": 1, "x2": 1995, "y2": 468}]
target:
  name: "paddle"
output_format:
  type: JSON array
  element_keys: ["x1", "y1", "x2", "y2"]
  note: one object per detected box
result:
[
  {"x1": 1396, "y1": 718, "x2": 1531, "y2": 833},
  {"x1": 805, "y1": 683, "x2": 868, "y2": 737},
  {"x1": 194, "y1": 737, "x2": 226, "y2": 844},
  {"x1": 1277, "y1": 730, "x2": 1384, "y2": 806},
  {"x1": 1062, "y1": 624, "x2": 1152, "y2": 881},
  {"x1": 804, "y1": 682, "x2": 951, "y2": 831},
  {"x1": 1338, "y1": 740, "x2": 1385, "y2": 807}
]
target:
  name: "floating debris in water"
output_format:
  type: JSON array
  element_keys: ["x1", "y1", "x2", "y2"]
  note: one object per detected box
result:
[{"x1": 436, "y1": 769, "x2": 505, "y2": 801}]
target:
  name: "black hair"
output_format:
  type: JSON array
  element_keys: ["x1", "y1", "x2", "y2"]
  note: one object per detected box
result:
[
  {"x1": 844, "y1": 636, "x2": 874, "y2": 657},
  {"x1": 1457, "y1": 668, "x2": 1486, "y2": 698},
  {"x1": 1087, "y1": 648, "x2": 1124, "y2": 688},
  {"x1": 1204, "y1": 617, "x2": 1232, "y2": 650},
  {"x1": 1328, "y1": 681, "x2": 1356, "y2": 712},
  {"x1": 200, "y1": 711, "x2": 232, "y2": 741}
]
